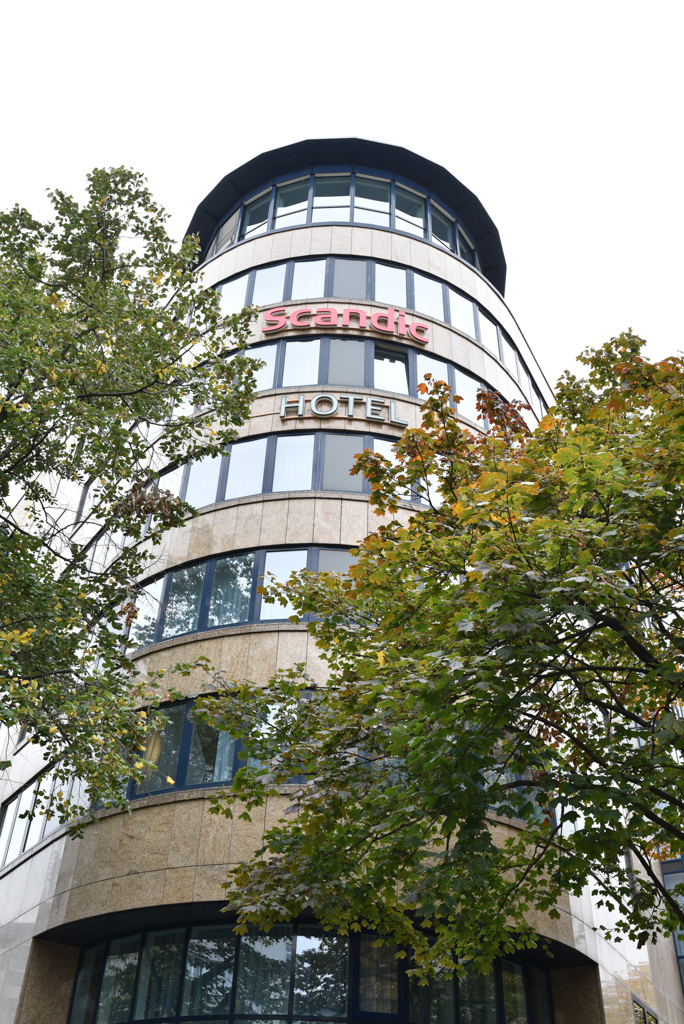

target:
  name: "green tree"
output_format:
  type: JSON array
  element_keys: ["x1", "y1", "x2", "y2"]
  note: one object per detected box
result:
[
  {"x1": 0, "y1": 167, "x2": 257, "y2": 820},
  {"x1": 197, "y1": 333, "x2": 684, "y2": 976}
]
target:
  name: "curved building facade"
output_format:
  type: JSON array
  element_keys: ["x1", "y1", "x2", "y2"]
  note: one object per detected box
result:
[{"x1": 0, "y1": 139, "x2": 682, "y2": 1024}]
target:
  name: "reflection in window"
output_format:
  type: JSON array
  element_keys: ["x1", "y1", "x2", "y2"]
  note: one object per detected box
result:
[
  {"x1": 134, "y1": 928, "x2": 185, "y2": 1020},
  {"x1": 185, "y1": 454, "x2": 222, "y2": 509},
  {"x1": 431, "y1": 205, "x2": 454, "y2": 251},
  {"x1": 2, "y1": 786, "x2": 33, "y2": 866},
  {"x1": 413, "y1": 273, "x2": 444, "y2": 320},
  {"x1": 130, "y1": 577, "x2": 165, "y2": 648},
  {"x1": 322, "y1": 434, "x2": 364, "y2": 492},
  {"x1": 501, "y1": 334, "x2": 518, "y2": 375},
  {"x1": 501, "y1": 962, "x2": 527, "y2": 1024},
  {"x1": 478, "y1": 313, "x2": 499, "y2": 356},
  {"x1": 251, "y1": 343, "x2": 278, "y2": 391},
  {"x1": 459, "y1": 227, "x2": 477, "y2": 267},
  {"x1": 158, "y1": 464, "x2": 184, "y2": 498},
  {"x1": 235, "y1": 928, "x2": 293, "y2": 1014},
  {"x1": 240, "y1": 193, "x2": 271, "y2": 240},
  {"x1": 274, "y1": 179, "x2": 309, "y2": 230},
  {"x1": 409, "y1": 968, "x2": 454, "y2": 1024},
  {"x1": 272, "y1": 434, "x2": 315, "y2": 492},
  {"x1": 458, "y1": 967, "x2": 498, "y2": 1024},
  {"x1": 225, "y1": 438, "x2": 268, "y2": 500},
  {"x1": 69, "y1": 943, "x2": 106, "y2": 1024},
  {"x1": 252, "y1": 264, "x2": 287, "y2": 307},
  {"x1": 291, "y1": 259, "x2": 326, "y2": 301},
  {"x1": 454, "y1": 371, "x2": 482, "y2": 423},
  {"x1": 186, "y1": 721, "x2": 236, "y2": 785},
  {"x1": 374, "y1": 346, "x2": 409, "y2": 394},
  {"x1": 208, "y1": 553, "x2": 254, "y2": 626},
  {"x1": 355, "y1": 177, "x2": 390, "y2": 227},
  {"x1": 182, "y1": 925, "x2": 236, "y2": 1015},
  {"x1": 448, "y1": 289, "x2": 475, "y2": 337},
  {"x1": 138, "y1": 704, "x2": 186, "y2": 793},
  {"x1": 261, "y1": 550, "x2": 308, "y2": 620},
  {"x1": 294, "y1": 928, "x2": 348, "y2": 1016},
  {"x1": 97, "y1": 936, "x2": 141, "y2": 1023},
  {"x1": 395, "y1": 185, "x2": 426, "y2": 238},
  {"x1": 332, "y1": 259, "x2": 367, "y2": 301},
  {"x1": 282, "y1": 339, "x2": 321, "y2": 388},
  {"x1": 312, "y1": 175, "x2": 351, "y2": 223},
  {"x1": 328, "y1": 338, "x2": 365, "y2": 386},
  {"x1": 318, "y1": 548, "x2": 359, "y2": 575},
  {"x1": 375, "y1": 264, "x2": 407, "y2": 308},
  {"x1": 358, "y1": 935, "x2": 398, "y2": 1014},
  {"x1": 162, "y1": 564, "x2": 205, "y2": 638},
  {"x1": 528, "y1": 964, "x2": 552, "y2": 1024},
  {"x1": 219, "y1": 273, "x2": 248, "y2": 317}
]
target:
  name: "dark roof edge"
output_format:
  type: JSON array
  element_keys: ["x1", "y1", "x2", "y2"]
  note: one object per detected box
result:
[{"x1": 185, "y1": 138, "x2": 507, "y2": 295}]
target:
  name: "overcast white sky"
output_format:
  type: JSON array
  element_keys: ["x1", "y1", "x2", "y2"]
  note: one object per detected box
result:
[{"x1": 2, "y1": 0, "x2": 681, "y2": 393}]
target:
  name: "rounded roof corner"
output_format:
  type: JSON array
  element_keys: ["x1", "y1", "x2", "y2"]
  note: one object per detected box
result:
[{"x1": 186, "y1": 138, "x2": 507, "y2": 295}]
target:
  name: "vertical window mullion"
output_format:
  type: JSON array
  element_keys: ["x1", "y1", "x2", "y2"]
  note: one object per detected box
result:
[
  {"x1": 244, "y1": 269, "x2": 256, "y2": 307},
  {"x1": 350, "y1": 171, "x2": 356, "y2": 223},
  {"x1": 369, "y1": 259, "x2": 376, "y2": 302},
  {"x1": 178, "y1": 463, "x2": 191, "y2": 502},
  {"x1": 408, "y1": 349, "x2": 418, "y2": 397},
  {"x1": 175, "y1": 705, "x2": 195, "y2": 790},
  {"x1": 390, "y1": 180, "x2": 396, "y2": 231},
  {"x1": 313, "y1": 433, "x2": 325, "y2": 490},
  {"x1": 474, "y1": 305, "x2": 483, "y2": 347},
  {"x1": 251, "y1": 550, "x2": 266, "y2": 621},
  {"x1": 266, "y1": 185, "x2": 276, "y2": 232},
  {"x1": 406, "y1": 270, "x2": 415, "y2": 311},
  {"x1": 441, "y1": 282, "x2": 449, "y2": 323},
  {"x1": 273, "y1": 339, "x2": 286, "y2": 389},
  {"x1": 216, "y1": 448, "x2": 230, "y2": 504},
  {"x1": 283, "y1": 260, "x2": 295, "y2": 302},
  {"x1": 363, "y1": 434, "x2": 373, "y2": 493},
  {"x1": 307, "y1": 546, "x2": 318, "y2": 573},
  {"x1": 365, "y1": 339, "x2": 374, "y2": 389},
  {"x1": 306, "y1": 174, "x2": 314, "y2": 224},
  {"x1": 426, "y1": 198, "x2": 433, "y2": 242},
  {"x1": 323, "y1": 256, "x2": 334, "y2": 298},
  {"x1": 319, "y1": 337, "x2": 330, "y2": 386},
  {"x1": 0, "y1": 798, "x2": 20, "y2": 868},
  {"x1": 129, "y1": 933, "x2": 145, "y2": 1024}
]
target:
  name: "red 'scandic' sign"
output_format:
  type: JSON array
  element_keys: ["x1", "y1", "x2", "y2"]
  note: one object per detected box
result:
[{"x1": 263, "y1": 306, "x2": 429, "y2": 345}]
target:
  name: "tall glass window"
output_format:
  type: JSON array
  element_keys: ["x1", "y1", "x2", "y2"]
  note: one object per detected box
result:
[
  {"x1": 0, "y1": 794, "x2": 18, "y2": 865},
  {"x1": 454, "y1": 370, "x2": 482, "y2": 423},
  {"x1": 416, "y1": 353, "x2": 449, "y2": 400},
  {"x1": 219, "y1": 273, "x2": 248, "y2": 317},
  {"x1": 431, "y1": 205, "x2": 455, "y2": 251},
  {"x1": 395, "y1": 185, "x2": 426, "y2": 238},
  {"x1": 130, "y1": 576, "x2": 165, "y2": 648},
  {"x1": 214, "y1": 209, "x2": 240, "y2": 256},
  {"x1": 274, "y1": 179, "x2": 309, "y2": 230},
  {"x1": 374, "y1": 346, "x2": 409, "y2": 394},
  {"x1": 449, "y1": 288, "x2": 475, "y2": 337},
  {"x1": 291, "y1": 259, "x2": 326, "y2": 301},
  {"x1": 501, "y1": 334, "x2": 518, "y2": 375},
  {"x1": 358, "y1": 936, "x2": 398, "y2": 1014},
  {"x1": 318, "y1": 548, "x2": 359, "y2": 575},
  {"x1": 501, "y1": 962, "x2": 527, "y2": 1024},
  {"x1": 458, "y1": 967, "x2": 498, "y2": 1024},
  {"x1": 240, "y1": 193, "x2": 271, "y2": 240},
  {"x1": 260, "y1": 550, "x2": 308, "y2": 620},
  {"x1": 282, "y1": 339, "x2": 321, "y2": 387},
  {"x1": 252, "y1": 264, "x2": 287, "y2": 307},
  {"x1": 2, "y1": 785, "x2": 34, "y2": 865},
  {"x1": 312, "y1": 175, "x2": 351, "y2": 223},
  {"x1": 332, "y1": 258, "x2": 367, "y2": 300},
  {"x1": 322, "y1": 434, "x2": 364, "y2": 492},
  {"x1": 272, "y1": 434, "x2": 315, "y2": 492},
  {"x1": 478, "y1": 312, "x2": 499, "y2": 356},
  {"x1": 294, "y1": 929, "x2": 348, "y2": 1016},
  {"x1": 96, "y1": 935, "x2": 141, "y2": 1024},
  {"x1": 186, "y1": 721, "x2": 236, "y2": 785},
  {"x1": 354, "y1": 176, "x2": 391, "y2": 227},
  {"x1": 413, "y1": 273, "x2": 445, "y2": 320},
  {"x1": 182, "y1": 925, "x2": 236, "y2": 1015},
  {"x1": 225, "y1": 437, "x2": 268, "y2": 500},
  {"x1": 251, "y1": 343, "x2": 278, "y2": 391},
  {"x1": 409, "y1": 968, "x2": 454, "y2": 1024},
  {"x1": 328, "y1": 338, "x2": 365, "y2": 386},
  {"x1": 161, "y1": 563, "x2": 206, "y2": 638},
  {"x1": 235, "y1": 928, "x2": 293, "y2": 1013},
  {"x1": 137, "y1": 704, "x2": 186, "y2": 794},
  {"x1": 208, "y1": 553, "x2": 254, "y2": 627},
  {"x1": 133, "y1": 929, "x2": 185, "y2": 1020},
  {"x1": 375, "y1": 264, "x2": 407, "y2": 308},
  {"x1": 185, "y1": 454, "x2": 222, "y2": 509},
  {"x1": 458, "y1": 227, "x2": 477, "y2": 267}
]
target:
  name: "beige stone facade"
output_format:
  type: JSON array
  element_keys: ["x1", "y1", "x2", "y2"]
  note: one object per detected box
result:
[{"x1": 0, "y1": 140, "x2": 681, "y2": 1024}]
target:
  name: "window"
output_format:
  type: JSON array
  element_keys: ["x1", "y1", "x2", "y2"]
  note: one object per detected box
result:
[
  {"x1": 458, "y1": 227, "x2": 477, "y2": 267},
  {"x1": 272, "y1": 434, "x2": 315, "y2": 492},
  {"x1": 322, "y1": 434, "x2": 365, "y2": 492},
  {"x1": 501, "y1": 333, "x2": 518, "y2": 375},
  {"x1": 355, "y1": 176, "x2": 391, "y2": 227},
  {"x1": 291, "y1": 259, "x2": 326, "y2": 300},
  {"x1": 374, "y1": 346, "x2": 409, "y2": 394},
  {"x1": 161, "y1": 564, "x2": 205, "y2": 638},
  {"x1": 212, "y1": 209, "x2": 239, "y2": 257},
  {"x1": 137, "y1": 704, "x2": 186, "y2": 794},
  {"x1": 431, "y1": 205, "x2": 455, "y2": 251},
  {"x1": 251, "y1": 343, "x2": 278, "y2": 391},
  {"x1": 260, "y1": 549, "x2": 309, "y2": 620},
  {"x1": 282, "y1": 338, "x2": 321, "y2": 387},
  {"x1": 413, "y1": 273, "x2": 445, "y2": 320},
  {"x1": 448, "y1": 288, "x2": 476, "y2": 337},
  {"x1": 70, "y1": 924, "x2": 553, "y2": 1024},
  {"x1": 454, "y1": 370, "x2": 483, "y2": 423},
  {"x1": 478, "y1": 311, "x2": 500, "y2": 356},
  {"x1": 225, "y1": 437, "x2": 268, "y2": 500},
  {"x1": 395, "y1": 185, "x2": 426, "y2": 238},
  {"x1": 328, "y1": 337, "x2": 366, "y2": 386},
  {"x1": 208, "y1": 553, "x2": 254, "y2": 627},
  {"x1": 332, "y1": 258, "x2": 367, "y2": 300},
  {"x1": 184, "y1": 454, "x2": 222, "y2": 509},
  {"x1": 375, "y1": 264, "x2": 407, "y2": 308},
  {"x1": 129, "y1": 577, "x2": 164, "y2": 648},
  {"x1": 240, "y1": 192, "x2": 270, "y2": 240},
  {"x1": 252, "y1": 263, "x2": 287, "y2": 307},
  {"x1": 312, "y1": 174, "x2": 351, "y2": 223},
  {"x1": 274, "y1": 179, "x2": 309, "y2": 230},
  {"x1": 416, "y1": 353, "x2": 449, "y2": 401},
  {"x1": 318, "y1": 548, "x2": 359, "y2": 574},
  {"x1": 219, "y1": 273, "x2": 248, "y2": 317}
]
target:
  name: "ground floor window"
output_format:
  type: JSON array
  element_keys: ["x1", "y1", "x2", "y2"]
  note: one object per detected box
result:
[{"x1": 68, "y1": 921, "x2": 553, "y2": 1024}]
